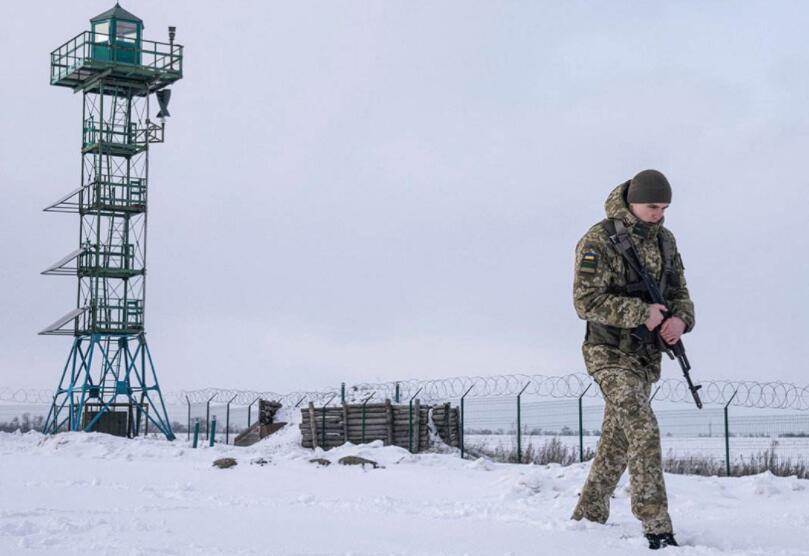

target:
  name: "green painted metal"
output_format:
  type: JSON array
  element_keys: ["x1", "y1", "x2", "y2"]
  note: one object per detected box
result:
[
  {"x1": 205, "y1": 394, "x2": 216, "y2": 440},
  {"x1": 578, "y1": 383, "x2": 593, "y2": 463},
  {"x1": 185, "y1": 395, "x2": 191, "y2": 441},
  {"x1": 50, "y1": 29, "x2": 181, "y2": 92},
  {"x1": 407, "y1": 387, "x2": 423, "y2": 453},
  {"x1": 90, "y1": 7, "x2": 143, "y2": 66},
  {"x1": 360, "y1": 392, "x2": 375, "y2": 444},
  {"x1": 247, "y1": 396, "x2": 260, "y2": 428},
  {"x1": 43, "y1": 334, "x2": 175, "y2": 439},
  {"x1": 192, "y1": 419, "x2": 199, "y2": 448},
  {"x1": 321, "y1": 393, "x2": 337, "y2": 449},
  {"x1": 209, "y1": 416, "x2": 217, "y2": 447},
  {"x1": 42, "y1": 7, "x2": 182, "y2": 441},
  {"x1": 321, "y1": 407, "x2": 326, "y2": 447},
  {"x1": 516, "y1": 382, "x2": 530, "y2": 464},
  {"x1": 459, "y1": 385, "x2": 474, "y2": 459},
  {"x1": 724, "y1": 389, "x2": 739, "y2": 476},
  {"x1": 91, "y1": 4, "x2": 143, "y2": 25},
  {"x1": 361, "y1": 404, "x2": 366, "y2": 443},
  {"x1": 225, "y1": 394, "x2": 237, "y2": 444}
]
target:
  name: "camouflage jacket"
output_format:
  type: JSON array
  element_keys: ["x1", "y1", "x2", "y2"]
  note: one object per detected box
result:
[{"x1": 574, "y1": 182, "x2": 695, "y2": 380}]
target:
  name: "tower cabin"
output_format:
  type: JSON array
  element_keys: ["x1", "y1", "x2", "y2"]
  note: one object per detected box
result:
[
  {"x1": 50, "y1": 2, "x2": 181, "y2": 95},
  {"x1": 90, "y1": 3, "x2": 143, "y2": 65}
]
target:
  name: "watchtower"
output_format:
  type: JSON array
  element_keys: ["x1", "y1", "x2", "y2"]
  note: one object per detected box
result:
[{"x1": 42, "y1": 4, "x2": 183, "y2": 440}]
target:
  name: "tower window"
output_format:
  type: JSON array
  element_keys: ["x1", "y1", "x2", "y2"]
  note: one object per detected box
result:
[
  {"x1": 117, "y1": 21, "x2": 138, "y2": 43},
  {"x1": 93, "y1": 21, "x2": 110, "y2": 43}
]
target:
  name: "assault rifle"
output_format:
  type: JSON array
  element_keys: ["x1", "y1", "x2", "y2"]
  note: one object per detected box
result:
[{"x1": 607, "y1": 223, "x2": 703, "y2": 409}]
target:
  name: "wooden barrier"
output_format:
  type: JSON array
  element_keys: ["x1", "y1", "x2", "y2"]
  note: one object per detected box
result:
[{"x1": 300, "y1": 400, "x2": 460, "y2": 453}]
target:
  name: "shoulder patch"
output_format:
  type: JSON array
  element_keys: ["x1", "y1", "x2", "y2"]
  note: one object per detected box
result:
[{"x1": 579, "y1": 251, "x2": 598, "y2": 274}]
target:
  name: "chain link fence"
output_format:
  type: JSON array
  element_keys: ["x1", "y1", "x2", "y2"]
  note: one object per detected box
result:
[{"x1": 3, "y1": 373, "x2": 808, "y2": 476}]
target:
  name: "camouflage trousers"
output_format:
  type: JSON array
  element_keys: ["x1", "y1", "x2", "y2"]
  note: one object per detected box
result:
[{"x1": 571, "y1": 368, "x2": 672, "y2": 535}]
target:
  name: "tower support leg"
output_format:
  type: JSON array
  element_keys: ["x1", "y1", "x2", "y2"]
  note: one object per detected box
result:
[{"x1": 44, "y1": 334, "x2": 175, "y2": 440}]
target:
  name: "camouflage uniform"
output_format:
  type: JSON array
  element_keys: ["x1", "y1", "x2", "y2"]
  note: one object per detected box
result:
[{"x1": 571, "y1": 182, "x2": 695, "y2": 535}]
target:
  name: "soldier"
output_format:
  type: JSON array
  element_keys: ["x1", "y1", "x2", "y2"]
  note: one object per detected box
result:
[{"x1": 571, "y1": 170, "x2": 695, "y2": 550}]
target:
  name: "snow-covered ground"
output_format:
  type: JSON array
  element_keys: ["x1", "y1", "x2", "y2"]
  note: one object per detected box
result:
[{"x1": 1, "y1": 412, "x2": 807, "y2": 555}]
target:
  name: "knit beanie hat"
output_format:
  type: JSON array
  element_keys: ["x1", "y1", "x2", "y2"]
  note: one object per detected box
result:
[{"x1": 627, "y1": 169, "x2": 672, "y2": 204}]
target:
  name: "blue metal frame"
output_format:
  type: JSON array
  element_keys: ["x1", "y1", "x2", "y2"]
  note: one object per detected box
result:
[{"x1": 43, "y1": 333, "x2": 175, "y2": 440}]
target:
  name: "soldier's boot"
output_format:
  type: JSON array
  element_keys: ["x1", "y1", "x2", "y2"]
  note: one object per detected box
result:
[{"x1": 646, "y1": 532, "x2": 679, "y2": 550}]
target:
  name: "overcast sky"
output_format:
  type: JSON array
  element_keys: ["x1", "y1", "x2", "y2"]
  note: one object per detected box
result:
[{"x1": 1, "y1": 1, "x2": 807, "y2": 393}]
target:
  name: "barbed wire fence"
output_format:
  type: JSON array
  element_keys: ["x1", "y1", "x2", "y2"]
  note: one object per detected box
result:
[
  {"x1": 346, "y1": 373, "x2": 809, "y2": 410},
  {"x1": 340, "y1": 374, "x2": 809, "y2": 477},
  {"x1": 3, "y1": 374, "x2": 809, "y2": 477},
  {"x1": 4, "y1": 373, "x2": 809, "y2": 409}
]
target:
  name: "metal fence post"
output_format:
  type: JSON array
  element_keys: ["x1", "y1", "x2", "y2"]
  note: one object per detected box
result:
[
  {"x1": 209, "y1": 415, "x2": 217, "y2": 447},
  {"x1": 185, "y1": 395, "x2": 191, "y2": 441},
  {"x1": 516, "y1": 382, "x2": 530, "y2": 464},
  {"x1": 225, "y1": 394, "x2": 237, "y2": 445},
  {"x1": 578, "y1": 383, "x2": 593, "y2": 463},
  {"x1": 395, "y1": 382, "x2": 400, "y2": 404},
  {"x1": 247, "y1": 396, "x2": 260, "y2": 428},
  {"x1": 192, "y1": 418, "x2": 200, "y2": 448},
  {"x1": 408, "y1": 387, "x2": 424, "y2": 453},
  {"x1": 361, "y1": 392, "x2": 375, "y2": 443},
  {"x1": 725, "y1": 389, "x2": 739, "y2": 476},
  {"x1": 459, "y1": 385, "x2": 474, "y2": 459},
  {"x1": 322, "y1": 393, "x2": 337, "y2": 449},
  {"x1": 341, "y1": 382, "x2": 346, "y2": 404},
  {"x1": 205, "y1": 393, "x2": 216, "y2": 441}
]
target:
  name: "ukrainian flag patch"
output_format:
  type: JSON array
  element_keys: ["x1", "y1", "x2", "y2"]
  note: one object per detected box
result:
[{"x1": 579, "y1": 251, "x2": 598, "y2": 274}]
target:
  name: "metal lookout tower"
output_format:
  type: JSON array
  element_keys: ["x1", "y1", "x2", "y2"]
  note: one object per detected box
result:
[{"x1": 42, "y1": 4, "x2": 183, "y2": 440}]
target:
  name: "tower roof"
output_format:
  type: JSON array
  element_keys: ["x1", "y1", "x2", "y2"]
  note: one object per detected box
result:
[{"x1": 91, "y1": 3, "x2": 143, "y2": 24}]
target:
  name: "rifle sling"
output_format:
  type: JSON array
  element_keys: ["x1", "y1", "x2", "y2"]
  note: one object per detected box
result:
[{"x1": 605, "y1": 219, "x2": 662, "y2": 298}]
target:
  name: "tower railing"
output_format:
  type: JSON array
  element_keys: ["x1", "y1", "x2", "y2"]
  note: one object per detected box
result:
[
  {"x1": 78, "y1": 244, "x2": 140, "y2": 276},
  {"x1": 50, "y1": 31, "x2": 182, "y2": 89},
  {"x1": 82, "y1": 118, "x2": 163, "y2": 148},
  {"x1": 85, "y1": 176, "x2": 147, "y2": 213},
  {"x1": 44, "y1": 177, "x2": 147, "y2": 214},
  {"x1": 87, "y1": 299, "x2": 144, "y2": 334}
]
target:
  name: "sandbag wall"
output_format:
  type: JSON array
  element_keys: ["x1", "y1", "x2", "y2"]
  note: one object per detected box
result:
[{"x1": 300, "y1": 400, "x2": 459, "y2": 453}]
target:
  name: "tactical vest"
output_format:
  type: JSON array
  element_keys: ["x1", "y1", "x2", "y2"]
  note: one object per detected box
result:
[{"x1": 584, "y1": 218, "x2": 680, "y2": 354}]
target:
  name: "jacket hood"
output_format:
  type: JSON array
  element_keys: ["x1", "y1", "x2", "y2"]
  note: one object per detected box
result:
[{"x1": 604, "y1": 181, "x2": 663, "y2": 237}]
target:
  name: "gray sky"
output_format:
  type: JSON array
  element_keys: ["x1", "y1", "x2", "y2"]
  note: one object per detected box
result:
[{"x1": 1, "y1": 1, "x2": 808, "y2": 393}]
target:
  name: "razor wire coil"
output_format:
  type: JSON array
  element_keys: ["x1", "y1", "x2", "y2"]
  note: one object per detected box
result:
[
  {"x1": 4, "y1": 374, "x2": 809, "y2": 410},
  {"x1": 169, "y1": 374, "x2": 809, "y2": 410}
]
